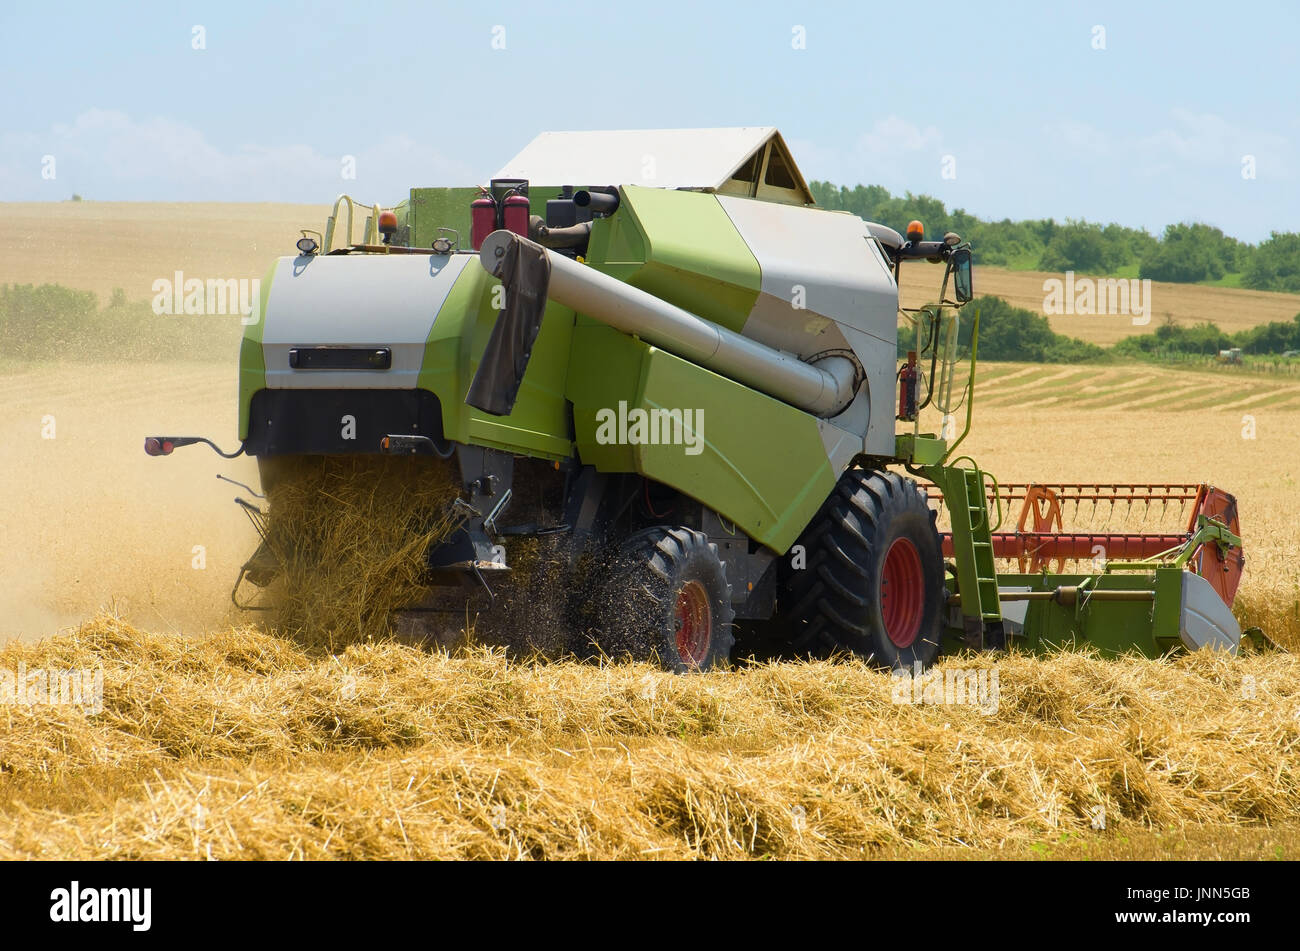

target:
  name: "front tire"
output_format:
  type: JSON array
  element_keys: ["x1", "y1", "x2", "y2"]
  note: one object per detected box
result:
[{"x1": 777, "y1": 469, "x2": 944, "y2": 670}]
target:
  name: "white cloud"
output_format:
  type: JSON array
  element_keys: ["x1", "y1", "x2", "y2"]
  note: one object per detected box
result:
[
  {"x1": 1043, "y1": 119, "x2": 1111, "y2": 157},
  {"x1": 854, "y1": 116, "x2": 943, "y2": 158},
  {"x1": 1137, "y1": 108, "x2": 1290, "y2": 178},
  {"x1": 0, "y1": 109, "x2": 481, "y2": 201},
  {"x1": 782, "y1": 136, "x2": 844, "y2": 183},
  {"x1": 789, "y1": 116, "x2": 947, "y2": 188}
]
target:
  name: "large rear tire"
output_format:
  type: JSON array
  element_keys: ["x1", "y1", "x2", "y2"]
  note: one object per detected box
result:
[
  {"x1": 777, "y1": 469, "x2": 944, "y2": 670},
  {"x1": 585, "y1": 526, "x2": 736, "y2": 672}
]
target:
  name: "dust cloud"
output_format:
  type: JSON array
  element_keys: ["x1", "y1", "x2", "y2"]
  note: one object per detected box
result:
[{"x1": 0, "y1": 361, "x2": 261, "y2": 641}]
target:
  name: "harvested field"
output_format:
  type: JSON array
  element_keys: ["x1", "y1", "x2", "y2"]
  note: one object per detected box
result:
[
  {"x1": 898, "y1": 264, "x2": 1300, "y2": 347},
  {"x1": 0, "y1": 202, "x2": 329, "y2": 304},
  {"x1": 0, "y1": 362, "x2": 259, "y2": 638},
  {"x1": 1, "y1": 616, "x2": 1297, "y2": 860},
  {"x1": 1, "y1": 355, "x2": 1296, "y2": 859}
]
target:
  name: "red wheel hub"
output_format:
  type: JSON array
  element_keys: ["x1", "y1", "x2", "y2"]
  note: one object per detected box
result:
[
  {"x1": 880, "y1": 537, "x2": 925, "y2": 648},
  {"x1": 674, "y1": 580, "x2": 712, "y2": 667}
]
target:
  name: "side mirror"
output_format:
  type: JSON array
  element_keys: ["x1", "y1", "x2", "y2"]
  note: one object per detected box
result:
[{"x1": 950, "y1": 247, "x2": 973, "y2": 303}]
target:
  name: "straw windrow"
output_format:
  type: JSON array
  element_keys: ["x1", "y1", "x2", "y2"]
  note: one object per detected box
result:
[{"x1": 1, "y1": 614, "x2": 1296, "y2": 859}]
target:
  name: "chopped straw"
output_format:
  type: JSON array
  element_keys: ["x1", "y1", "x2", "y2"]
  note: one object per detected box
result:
[
  {"x1": 259, "y1": 455, "x2": 466, "y2": 652},
  {"x1": 1, "y1": 613, "x2": 1296, "y2": 859}
]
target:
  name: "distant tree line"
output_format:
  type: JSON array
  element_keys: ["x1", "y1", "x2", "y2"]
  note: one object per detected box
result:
[
  {"x1": 1114, "y1": 313, "x2": 1300, "y2": 358},
  {"x1": 960, "y1": 297, "x2": 1107, "y2": 362},
  {"x1": 898, "y1": 296, "x2": 1108, "y2": 363},
  {"x1": 900, "y1": 296, "x2": 1300, "y2": 365},
  {"x1": 811, "y1": 182, "x2": 1300, "y2": 292},
  {"x1": 968, "y1": 295, "x2": 1300, "y2": 361}
]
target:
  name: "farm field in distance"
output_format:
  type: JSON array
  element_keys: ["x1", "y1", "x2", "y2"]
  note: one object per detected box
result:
[
  {"x1": 4, "y1": 201, "x2": 1298, "y2": 349},
  {"x1": 899, "y1": 264, "x2": 1300, "y2": 346},
  {"x1": 0, "y1": 201, "x2": 331, "y2": 304}
]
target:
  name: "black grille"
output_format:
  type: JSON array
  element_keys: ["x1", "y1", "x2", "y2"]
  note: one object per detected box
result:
[
  {"x1": 288, "y1": 347, "x2": 392, "y2": 370},
  {"x1": 245, "y1": 388, "x2": 444, "y2": 456}
]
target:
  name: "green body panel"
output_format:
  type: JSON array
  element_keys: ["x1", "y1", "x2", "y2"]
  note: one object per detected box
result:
[
  {"x1": 585, "y1": 185, "x2": 761, "y2": 334},
  {"x1": 566, "y1": 319, "x2": 835, "y2": 552},
  {"x1": 409, "y1": 186, "x2": 566, "y2": 250},
  {"x1": 237, "y1": 260, "x2": 278, "y2": 440},
  {"x1": 896, "y1": 434, "x2": 946, "y2": 466},
  {"x1": 562, "y1": 320, "x2": 648, "y2": 471},
  {"x1": 417, "y1": 260, "x2": 575, "y2": 460},
  {"x1": 408, "y1": 188, "x2": 478, "y2": 249},
  {"x1": 960, "y1": 569, "x2": 1185, "y2": 658},
  {"x1": 522, "y1": 186, "x2": 564, "y2": 215}
]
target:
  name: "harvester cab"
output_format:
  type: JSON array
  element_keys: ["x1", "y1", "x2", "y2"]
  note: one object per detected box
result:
[{"x1": 144, "y1": 126, "x2": 1249, "y2": 669}]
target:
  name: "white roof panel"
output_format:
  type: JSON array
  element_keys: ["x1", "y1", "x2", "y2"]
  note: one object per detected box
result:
[{"x1": 493, "y1": 127, "x2": 779, "y2": 190}]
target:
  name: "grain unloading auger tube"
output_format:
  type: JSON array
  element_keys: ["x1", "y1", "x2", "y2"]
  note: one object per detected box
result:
[{"x1": 471, "y1": 228, "x2": 860, "y2": 419}]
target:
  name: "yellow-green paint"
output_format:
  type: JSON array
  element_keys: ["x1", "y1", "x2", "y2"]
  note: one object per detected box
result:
[
  {"x1": 566, "y1": 321, "x2": 835, "y2": 553},
  {"x1": 418, "y1": 260, "x2": 575, "y2": 460},
  {"x1": 586, "y1": 185, "x2": 761, "y2": 334},
  {"x1": 896, "y1": 433, "x2": 947, "y2": 465},
  {"x1": 985, "y1": 568, "x2": 1185, "y2": 658},
  {"x1": 408, "y1": 187, "x2": 477, "y2": 249},
  {"x1": 237, "y1": 260, "x2": 277, "y2": 440}
]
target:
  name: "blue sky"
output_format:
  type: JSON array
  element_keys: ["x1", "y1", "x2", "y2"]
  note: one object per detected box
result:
[{"x1": 1, "y1": 1, "x2": 1295, "y2": 242}]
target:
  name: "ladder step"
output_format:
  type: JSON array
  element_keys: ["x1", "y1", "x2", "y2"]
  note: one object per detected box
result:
[{"x1": 947, "y1": 468, "x2": 1004, "y2": 624}]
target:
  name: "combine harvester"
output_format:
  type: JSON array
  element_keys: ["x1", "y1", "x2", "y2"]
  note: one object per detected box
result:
[{"x1": 146, "y1": 128, "x2": 1249, "y2": 670}]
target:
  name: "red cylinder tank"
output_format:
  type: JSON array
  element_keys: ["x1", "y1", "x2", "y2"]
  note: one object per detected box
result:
[
  {"x1": 470, "y1": 194, "x2": 497, "y2": 250},
  {"x1": 503, "y1": 193, "x2": 530, "y2": 237}
]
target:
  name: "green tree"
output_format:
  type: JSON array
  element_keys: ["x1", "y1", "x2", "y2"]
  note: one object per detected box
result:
[
  {"x1": 1234, "y1": 314, "x2": 1300, "y2": 353},
  {"x1": 1139, "y1": 223, "x2": 1246, "y2": 283},
  {"x1": 959, "y1": 296, "x2": 1105, "y2": 362},
  {"x1": 1038, "y1": 222, "x2": 1117, "y2": 273},
  {"x1": 1243, "y1": 232, "x2": 1300, "y2": 292}
]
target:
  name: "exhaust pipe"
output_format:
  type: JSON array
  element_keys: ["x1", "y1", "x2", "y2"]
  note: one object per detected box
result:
[
  {"x1": 476, "y1": 230, "x2": 859, "y2": 418},
  {"x1": 527, "y1": 215, "x2": 592, "y2": 250},
  {"x1": 573, "y1": 189, "x2": 620, "y2": 216}
]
